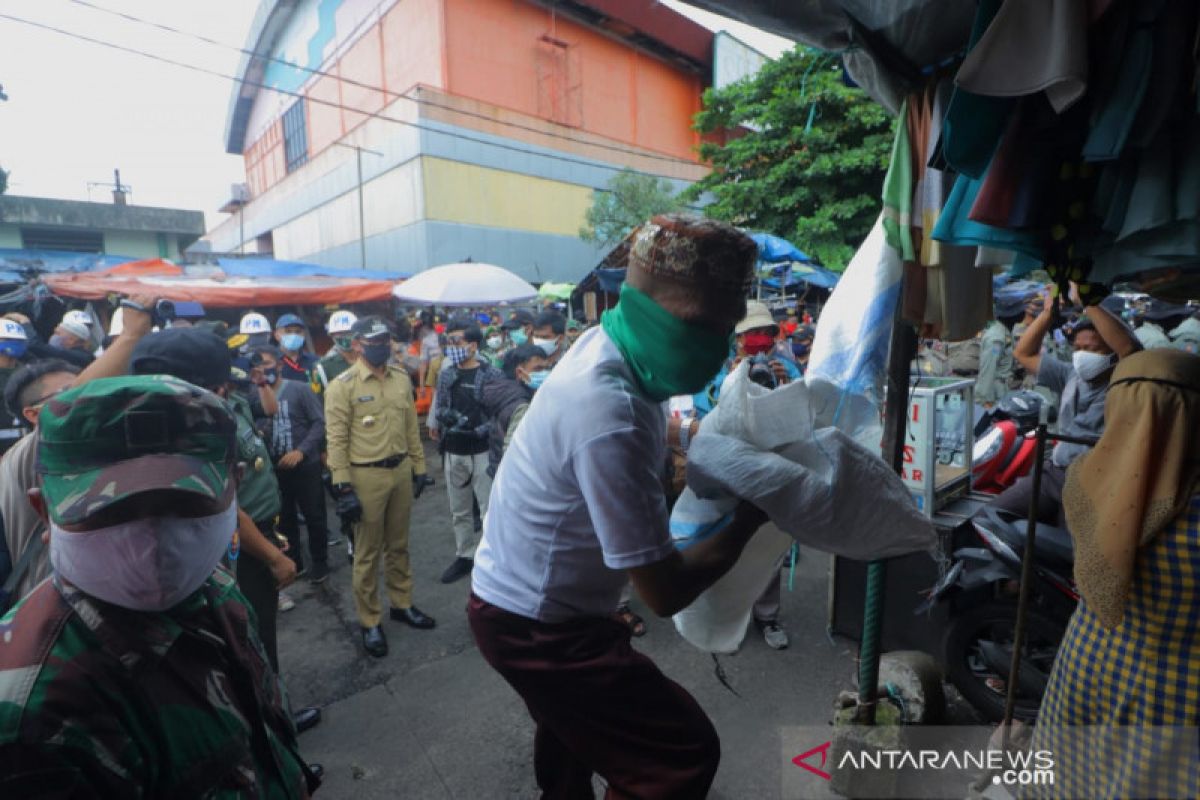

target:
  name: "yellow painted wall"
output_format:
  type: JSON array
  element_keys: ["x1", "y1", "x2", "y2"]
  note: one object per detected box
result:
[{"x1": 422, "y1": 157, "x2": 592, "y2": 237}]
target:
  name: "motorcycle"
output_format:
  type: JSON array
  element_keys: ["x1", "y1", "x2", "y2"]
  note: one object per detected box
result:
[
  {"x1": 971, "y1": 391, "x2": 1053, "y2": 494},
  {"x1": 917, "y1": 504, "x2": 1077, "y2": 722}
]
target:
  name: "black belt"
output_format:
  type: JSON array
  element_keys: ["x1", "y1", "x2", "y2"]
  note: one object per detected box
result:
[{"x1": 351, "y1": 454, "x2": 407, "y2": 469}]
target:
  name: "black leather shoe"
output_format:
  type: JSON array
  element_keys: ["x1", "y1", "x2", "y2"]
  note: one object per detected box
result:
[
  {"x1": 293, "y1": 706, "x2": 321, "y2": 733},
  {"x1": 308, "y1": 763, "x2": 324, "y2": 784},
  {"x1": 390, "y1": 605, "x2": 436, "y2": 629},
  {"x1": 362, "y1": 625, "x2": 388, "y2": 657},
  {"x1": 439, "y1": 556, "x2": 473, "y2": 584}
]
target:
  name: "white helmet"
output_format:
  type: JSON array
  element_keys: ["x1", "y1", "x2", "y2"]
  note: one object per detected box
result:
[
  {"x1": 240, "y1": 312, "x2": 271, "y2": 334},
  {"x1": 63, "y1": 309, "x2": 93, "y2": 328},
  {"x1": 327, "y1": 310, "x2": 358, "y2": 334},
  {"x1": 0, "y1": 319, "x2": 27, "y2": 340}
]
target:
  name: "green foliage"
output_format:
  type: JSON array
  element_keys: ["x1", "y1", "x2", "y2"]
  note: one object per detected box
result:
[
  {"x1": 685, "y1": 48, "x2": 893, "y2": 270},
  {"x1": 579, "y1": 168, "x2": 681, "y2": 249}
]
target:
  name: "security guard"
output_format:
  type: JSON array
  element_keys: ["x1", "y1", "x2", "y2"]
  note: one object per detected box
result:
[{"x1": 325, "y1": 316, "x2": 436, "y2": 658}]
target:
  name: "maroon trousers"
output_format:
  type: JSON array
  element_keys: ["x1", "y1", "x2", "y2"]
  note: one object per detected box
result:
[{"x1": 467, "y1": 594, "x2": 720, "y2": 800}]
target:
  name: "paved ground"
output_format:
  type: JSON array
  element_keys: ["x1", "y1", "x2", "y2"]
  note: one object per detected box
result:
[{"x1": 275, "y1": 441, "x2": 973, "y2": 799}]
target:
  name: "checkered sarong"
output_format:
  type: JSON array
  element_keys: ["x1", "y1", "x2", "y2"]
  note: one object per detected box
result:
[{"x1": 1024, "y1": 496, "x2": 1200, "y2": 799}]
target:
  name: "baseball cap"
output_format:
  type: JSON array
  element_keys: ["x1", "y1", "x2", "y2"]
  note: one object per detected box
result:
[
  {"x1": 36, "y1": 375, "x2": 237, "y2": 526},
  {"x1": 276, "y1": 313, "x2": 305, "y2": 330},
  {"x1": 239, "y1": 312, "x2": 270, "y2": 334},
  {"x1": 351, "y1": 316, "x2": 391, "y2": 341},
  {"x1": 502, "y1": 310, "x2": 534, "y2": 330},
  {"x1": 735, "y1": 301, "x2": 778, "y2": 335},
  {"x1": 566, "y1": 319, "x2": 582, "y2": 331},
  {"x1": 130, "y1": 328, "x2": 232, "y2": 389},
  {"x1": 0, "y1": 319, "x2": 28, "y2": 340}
]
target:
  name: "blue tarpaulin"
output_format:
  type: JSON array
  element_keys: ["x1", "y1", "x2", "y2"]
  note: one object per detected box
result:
[
  {"x1": 749, "y1": 232, "x2": 812, "y2": 264},
  {"x1": 0, "y1": 249, "x2": 141, "y2": 283},
  {"x1": 216, "y1": 257, "x2": 408, "y2": 281},
  {"x1": 760, "y1": 263, "x2": 841, "y2": 290}
]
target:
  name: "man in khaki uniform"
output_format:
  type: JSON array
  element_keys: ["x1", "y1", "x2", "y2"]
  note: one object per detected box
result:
[{"x1": 325, "y1": 316, "x2": 436, "y2": 658}]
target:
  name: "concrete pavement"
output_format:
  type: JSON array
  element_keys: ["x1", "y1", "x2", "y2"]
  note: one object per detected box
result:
[{"x1": 274, "y1": 441, "x2": 955, "y2": 799}]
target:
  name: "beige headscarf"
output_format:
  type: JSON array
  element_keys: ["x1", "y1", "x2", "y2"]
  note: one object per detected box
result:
[{"x1": 1064, "y1": 349, "x2": 1200, "y2": 629}]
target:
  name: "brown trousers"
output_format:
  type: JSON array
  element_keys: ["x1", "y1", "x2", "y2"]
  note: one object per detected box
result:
[{"x1": 467, "y1": 594, "x2": 720, "y2": 799}]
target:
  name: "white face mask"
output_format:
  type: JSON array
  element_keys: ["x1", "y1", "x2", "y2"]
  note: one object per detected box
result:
[
  {"x1": 50, "y1": 502, "x2": 236, "y2": 611},
  {"x1": 1072, "y1": 350, "x2": 1115, "y2": 381},
  {"x1": 533, "y1": 336, "x2": 558, "y2": 357},
  {"x1": 486, "y1": 335, "x2": 502, "y2": 350}
]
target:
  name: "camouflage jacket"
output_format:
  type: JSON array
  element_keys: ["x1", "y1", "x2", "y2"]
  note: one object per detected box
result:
[{"x1": 0, "y1": 569, "x2": 310, "y2": 798}]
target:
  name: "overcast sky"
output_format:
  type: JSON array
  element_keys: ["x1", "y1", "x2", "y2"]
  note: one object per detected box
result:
[{"x1": 0, "y1": 1, "x2": 793, "y2": 230}]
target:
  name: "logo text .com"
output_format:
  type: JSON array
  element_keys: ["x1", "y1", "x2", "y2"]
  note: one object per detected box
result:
[{"x1": 794, "y1": 741, "x2": 1054, "y2": 785}]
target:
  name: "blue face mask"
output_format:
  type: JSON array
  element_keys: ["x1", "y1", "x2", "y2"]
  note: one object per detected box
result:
[
  {"x1": 510, "y1": 329, "x2": 528, "y2": 346},
  {"x1": 792, "y1": 341, "x2": 811, "y2": 358},
  {"x1": 280, "y1": 333, "x2": 305, "y2": 352},
  {"x1": 0, "y1": 340, "x2": 27, "y2": 359},
  {"x1": 526, "y1": 369, "x2": 551, "y2": 390}
]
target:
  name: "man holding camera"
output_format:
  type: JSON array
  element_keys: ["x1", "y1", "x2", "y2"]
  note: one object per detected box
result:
[
  {"x1": 325, "y1": 317, "x2": 435, "y2": 658},
  {"x1": 429, "y1": 316, "x2": 500, "y2": 584}
]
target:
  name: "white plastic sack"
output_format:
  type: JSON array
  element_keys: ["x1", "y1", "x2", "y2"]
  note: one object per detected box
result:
[{"x1": 669, "y1": 362, "x2": 934, "y2": 653}]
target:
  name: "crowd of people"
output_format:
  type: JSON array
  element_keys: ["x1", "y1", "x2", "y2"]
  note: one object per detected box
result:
[{"x1": 0, "y1": 211, "x2": 1197, "y2": 797}]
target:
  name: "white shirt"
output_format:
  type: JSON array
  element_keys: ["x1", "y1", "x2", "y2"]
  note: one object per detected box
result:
[{"x1": 472, "y1": 327, "x2": 673, "y2": 622}]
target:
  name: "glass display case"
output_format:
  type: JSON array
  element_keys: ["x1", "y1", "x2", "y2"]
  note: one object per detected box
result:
[{"x1": 902, "y1": 377, "x2": 974, "y2": 516}]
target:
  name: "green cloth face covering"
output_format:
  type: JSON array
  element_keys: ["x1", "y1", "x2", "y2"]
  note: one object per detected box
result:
[{"x1": 601, "y1": 284, "x2": 731, "y2": 401}]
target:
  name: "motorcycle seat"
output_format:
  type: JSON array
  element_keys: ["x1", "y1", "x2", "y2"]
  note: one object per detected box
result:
[{"x1": 982, "y1": 507, "x2": 1075, "y2": 567}]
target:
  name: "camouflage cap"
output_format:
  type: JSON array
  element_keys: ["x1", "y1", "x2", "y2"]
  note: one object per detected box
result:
[
  {"x1": 628, "y1": 213, "x2": 757, "y2": 292},
  {"x1": 36, "y1": 375, "x2": 237, "y2": 526}
]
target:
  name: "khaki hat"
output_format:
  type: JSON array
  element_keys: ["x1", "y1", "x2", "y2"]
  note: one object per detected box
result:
[{"x1": 734, "y1": 301, "x2": 778, "y2": 335}]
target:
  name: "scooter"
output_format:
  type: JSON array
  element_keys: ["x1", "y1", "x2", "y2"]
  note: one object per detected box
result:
[
  {"x1": 917, "y1": 505, "x2": 1077, "y2": 722},
  {"x1": 971, "y1": 391, "x2": 1052, "y2": 494}
]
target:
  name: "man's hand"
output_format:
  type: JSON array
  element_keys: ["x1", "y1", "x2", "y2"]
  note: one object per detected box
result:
[
  {"x1": 428, "y1": 426, "x2": 440, "y2": 442},
  {"x1": 334, "y1": 483, "x2": 363, "y2": 524},
  {"x1": 269, "y1": 551, "x2": 298, "y2": 590},
  {"x1": 277, "y1": 450, "x2": 304, "y2": 470},
  {"x1": 249, "y1": 366, "x2": 267, "y2": 387},
  {"x1": 119, "y1": 293, "x2": 158, "y2": 338},
  {"x1": 413, "y1": 473, "x2": 435, "y2": 499}
]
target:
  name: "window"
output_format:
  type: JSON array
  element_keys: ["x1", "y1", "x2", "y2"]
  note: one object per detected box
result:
[
  {"x1": 20, "y1": 227, "x2": 103, "y2": 253},
  {"x1": 282, "y1": 100, "x2": 308, "y2": 173}
]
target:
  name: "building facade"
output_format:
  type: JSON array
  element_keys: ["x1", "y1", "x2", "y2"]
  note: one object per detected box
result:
[
  {"x1": 205, "y1": 0, "x2": 717, "y2": 282},
  {"x1": 0, "y1": 194, "x2": 204, "y2": 260}
]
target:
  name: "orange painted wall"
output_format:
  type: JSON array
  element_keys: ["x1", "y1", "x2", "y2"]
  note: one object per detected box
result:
[
  {"x1": 442, "y1": 0, "x2": 702, "y2": 160},
  {"x1": 380, "y1": 0, "x2": 446, "y2": 94}
]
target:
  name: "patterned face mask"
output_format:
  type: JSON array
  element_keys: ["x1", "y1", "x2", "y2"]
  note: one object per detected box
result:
[{"x1": 445, "y1": 346, "x2": 470, "y2": 367}]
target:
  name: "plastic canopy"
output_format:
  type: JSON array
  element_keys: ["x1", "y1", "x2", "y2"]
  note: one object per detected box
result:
[
  {"x1": 392, "y1": 262, "x2": 537, "y2": 306},
  {"x1": 537, "y1": 282, "x2": 576, "y2": 301},
  {"x1": 750, "y1": 232, "x2": 812, "y2": 264}
]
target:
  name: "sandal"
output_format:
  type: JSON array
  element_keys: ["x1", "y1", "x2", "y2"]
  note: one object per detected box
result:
[{"x1": 615, "y1": 604, "x2": 647, "y2": 637}]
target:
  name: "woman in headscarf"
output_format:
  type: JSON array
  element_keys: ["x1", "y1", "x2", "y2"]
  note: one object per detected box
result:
[{"x1": 1024, "y1": 348, "x2": 1200, "y2": 799}]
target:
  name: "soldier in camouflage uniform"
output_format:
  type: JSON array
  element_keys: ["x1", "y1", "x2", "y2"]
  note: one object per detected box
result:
[{"x1": 0, "y1": 375, "x2": 317, "y2": 797}]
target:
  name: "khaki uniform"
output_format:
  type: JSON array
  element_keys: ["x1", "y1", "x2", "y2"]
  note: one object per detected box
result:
[{"x1": 325, "y1": 360, "x2": 427, "y2": 627}]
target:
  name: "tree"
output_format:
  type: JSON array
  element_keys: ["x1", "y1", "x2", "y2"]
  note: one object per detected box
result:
[
  {"x1": 579, "y1": 168, "x2": 681, "y2": 249},
  {"x1": 685, "y1": 48, "x2": 893, "y2": 270}
]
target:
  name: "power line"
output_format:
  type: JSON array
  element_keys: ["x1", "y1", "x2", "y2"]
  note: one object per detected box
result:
[
  {"x1": 0, "y1": 10, "x2": 696, "y2": 183},
  {"x1": 65, "y1": 0, "x2": 698, "y2": 168}
]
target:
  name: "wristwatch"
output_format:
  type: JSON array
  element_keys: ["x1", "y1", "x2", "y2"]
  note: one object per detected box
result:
[{"x1": 678, "y1": 418, "x2": 697, "y2": 452}]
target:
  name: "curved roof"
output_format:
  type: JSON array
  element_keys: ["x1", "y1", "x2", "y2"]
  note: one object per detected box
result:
[{"x1": 223, "y1": 0, "x2": 302, "y2": 155}]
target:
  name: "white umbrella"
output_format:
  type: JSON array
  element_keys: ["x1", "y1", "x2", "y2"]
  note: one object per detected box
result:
[{"x1": 392, "y1": 262, "x2": 537, "y2": 306}]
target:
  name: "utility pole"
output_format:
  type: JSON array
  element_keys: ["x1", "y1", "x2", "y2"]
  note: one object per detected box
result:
[{"x1": 334, "y1": 142, "x2": 383, "y2": 269}]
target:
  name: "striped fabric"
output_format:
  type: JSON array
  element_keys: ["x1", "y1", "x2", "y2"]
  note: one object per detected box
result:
[{"x1": 1025, "y1": 495, "x2": 1200, "y2": 799}]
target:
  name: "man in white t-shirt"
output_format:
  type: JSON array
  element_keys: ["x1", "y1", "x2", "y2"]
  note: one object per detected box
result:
[{"x1": 470, "y1": 213, "x2": 764, "y2": 799}]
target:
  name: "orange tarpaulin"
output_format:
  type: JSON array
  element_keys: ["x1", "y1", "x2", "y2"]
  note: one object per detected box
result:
[{"x1": 43, "y1": 271, "x2": 397, "y2": 308}]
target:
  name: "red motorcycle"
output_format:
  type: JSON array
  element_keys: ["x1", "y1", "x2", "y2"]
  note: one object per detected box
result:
[{"x1": 971, "y1": 392, "x2": 1051, "y2": 494}]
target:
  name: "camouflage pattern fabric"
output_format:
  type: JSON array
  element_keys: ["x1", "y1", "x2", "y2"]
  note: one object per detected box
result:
[
  {"x1": 0, "y1": 568, "x2": 309, "y2": 798},
  {"x1": 36, "y1": 375, "x2": 237, "y2": 526}
]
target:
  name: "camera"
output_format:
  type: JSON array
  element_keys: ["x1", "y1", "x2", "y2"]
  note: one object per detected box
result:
[
  {"x1": 437, "y1": 407, "x2": 471, "y2": 433},
  {"x1": 747, "y1": 353, "x2": 777, "y2": 390},
  {"x1": 120, "y1": 297, "x2": 176, "y2": 327}
]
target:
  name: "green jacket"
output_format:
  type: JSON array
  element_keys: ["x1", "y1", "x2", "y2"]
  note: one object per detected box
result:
[
  {"x1": 0, "y1": 570, "x2": 310, "y2": 798},
  {"x1": 315, "y1": 350, "x2": 352, "y2": 389},
  {"x1": 229, "y1": 393, "x2": 281, "y2": 523}
]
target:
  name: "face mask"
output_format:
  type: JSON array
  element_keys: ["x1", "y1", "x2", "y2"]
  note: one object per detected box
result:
[
  {"x1": 510, "y1": 329, "x2": 528, "y2": 346},
  {"x1": 280, "y1": 333, "x2": 305, "y2": 352},
  {"x1": 526, "y1": 369, "x2": 550, "y2": 390},
  {"x1": 50, "y1": 502, "x2": 236, "y2": 611},
  {"x1": 791, "y1": 341, "x2": 811, "y2": 359},
  {"x1": 445, "y1": 345, "x2": 470, "y2": 367},
  {"x1": 1073, "y1": 350, "x2": 1115, "y2": 381},
  {"x1": 49, "y1": 334, "x2": 68, "y2": 349},
  {"x1": 361, "y1": 342, "x2": 391, "y2": 367},
  {"x1": 335, "y1": 336, "x2": 354, "y2": 352},
  {"x1": 486, "y1": 336, "x2": 503, "y2": 350},
  {"x1": 601, "y1": 284, "x2": 731, "y2": 401},
  {"x1": 533, "y1": 337, "x2": 559, "y2": 357},
  {"x1": 263, "y1": 369, "x2": 278, "y2": 386},
  {"x1": 0, "y1": 340, "x2": 26, "y2": 358},
  {"x1": 742, "y1": 332, "x2": 775, "y2": 356}
]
